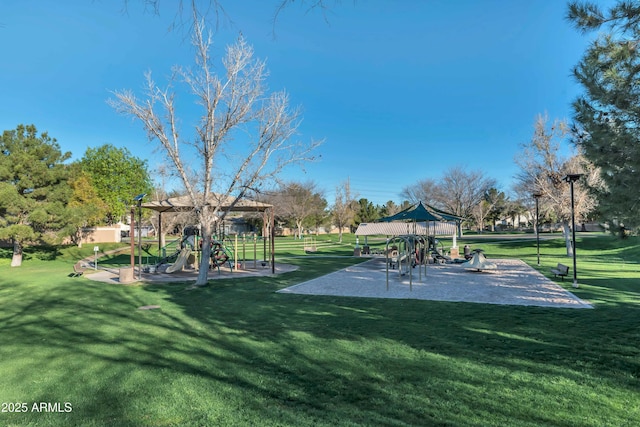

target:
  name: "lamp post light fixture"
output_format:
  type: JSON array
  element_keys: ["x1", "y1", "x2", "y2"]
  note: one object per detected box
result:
[
  {"x1": 533, "y1": 192, "x2": 542, "y2": 266},
  {"x1": 133, "y1": 193, "x2": 147, "y2": 280},
  {"x1": 130, "y1": 206, "x2": 135, "y2": 271},
  {"x1": 563, "y1": 174, "x2": 583, "y2": 288},
  {"x1": 94, "y1": 246, "x2": 100, "y2": 270}
]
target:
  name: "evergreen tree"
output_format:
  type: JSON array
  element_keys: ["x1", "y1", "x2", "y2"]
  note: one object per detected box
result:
[
  {"x1": 354, "y1": 198, "x2": 378, "y2": 225},
  {"x1": 568, "y1": 1, "x2": 640, "y2": 229},
  {"x1": 0, "y1": 125, "x2": 72, "y2": 266},
  {"x1": 482, "y1": 188, "x2": 509, "y2": 231}
]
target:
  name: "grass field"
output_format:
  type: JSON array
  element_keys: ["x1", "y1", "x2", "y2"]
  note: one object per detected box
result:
[{"x1": 0, "y1": 234, "x2": 639, "y2": 426}]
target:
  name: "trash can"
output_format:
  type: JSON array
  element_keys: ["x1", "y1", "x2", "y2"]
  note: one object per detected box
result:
[
  {"x1": 119, "y1": 267, "x2": 134, "y2": 283},
  {"x1": 463, "y1": 245, "x2": 471, "y2": 259}
]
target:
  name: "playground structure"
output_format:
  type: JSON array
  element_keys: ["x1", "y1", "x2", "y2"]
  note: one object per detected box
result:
[
  {"x1": 363, "y1": 201, "x2": 472, "y2": 292},
  {"x1": 384, "y1": 234, "x2": 431, "y2": 291},
  {"x1": 153, "y1": 229, "x2": 271, "y2": 274},
  {"x1": 165, "y1": 248, "x2": 191, "y2": 273},
  {"x1": 463, "y1": 249, "x2": 497, "y2": 272},
  {"x1": 303, "y1": 237, "x2": 317, "y2": 252},
  {"x1": 117, "y1": 195, "x2": 496, "y2": 287},
  {"x1": 380, "y1": 234, "x2": 497, "y2": 291},
  {"x1": 137, "y1": 194, "x2": 276, "y2": 275}
]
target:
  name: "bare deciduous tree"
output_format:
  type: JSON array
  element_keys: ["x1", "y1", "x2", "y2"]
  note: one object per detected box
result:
[
  {"x1": 436, "y1": 166, "x2": 497, "y2": 220},
  {"x1": 400, "y1": 177, "x2": 439, "y2": 205},
  {"x1": 267, "y1": 180, "x2": 326, "y2": 239},
  {"x1": 125, "y1": 0, "x2": 339, "y2": 35},
  {"x1": 110, "y1": 18, "x2": 320, "y2": 286},
  {"x1": 515, "y1": 114, "x2": 600, "y2": 256},
  {"x1": 332, "y1": 178, "x2": 357, "y2": 243},
  {"x1": 471, "y1": 200, "x2": 491, "y2": 233},
  {"x1": 402, "y1": 165, "x2": 496, "y2": 236}
]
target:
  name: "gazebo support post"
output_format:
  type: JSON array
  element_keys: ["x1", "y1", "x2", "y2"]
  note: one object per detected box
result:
[{"x1": 158, "y1": 211, "x2": 162, "y2": 255}]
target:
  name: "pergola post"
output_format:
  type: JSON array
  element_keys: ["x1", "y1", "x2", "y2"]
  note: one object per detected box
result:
[{"x1": 270, "y1": 207, "x2": 275, "y2": 275}]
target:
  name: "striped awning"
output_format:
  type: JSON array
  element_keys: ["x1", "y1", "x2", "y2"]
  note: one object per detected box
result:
[{"x1": 355, "y1": 221, "x2": 457, "y2": 236}]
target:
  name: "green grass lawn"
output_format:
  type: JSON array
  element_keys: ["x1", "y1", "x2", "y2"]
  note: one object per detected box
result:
[{"x1": 0, "y1": 234, "x2": 639, "y2": 426}]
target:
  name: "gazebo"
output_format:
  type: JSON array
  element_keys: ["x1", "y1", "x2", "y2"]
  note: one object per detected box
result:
[
  {"x1": 354, "y1": 201, "x2": 462, "y2": 257},
  {"x1": 355, "y1": 202, "x2": 461, "y2": 239}
]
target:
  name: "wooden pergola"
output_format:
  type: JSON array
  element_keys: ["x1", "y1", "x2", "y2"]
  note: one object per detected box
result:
[{"x1": 140, "y1": 194, "x2": 275, "y2": 271}]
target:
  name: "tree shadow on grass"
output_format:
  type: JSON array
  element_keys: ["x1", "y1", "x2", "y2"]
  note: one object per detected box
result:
[
  {"x1": 26, "y1": 244, "x2": 62, "y2": 261},
  {"x1": 138, "y1": 258, "x2": 640, "y2": 426},
  {"x1": 0, "y1": 245, "x2": 62, "y2": 261},
  {"x1": 0, "y1": 247, "x2": 12, "y2": 259},
  {"x1": 2, "y1": 256, "x2": 639, "y2": 426}
]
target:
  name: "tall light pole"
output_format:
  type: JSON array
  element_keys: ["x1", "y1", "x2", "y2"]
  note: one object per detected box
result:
[
  {"x1": 533, "y1": 192, "x2": 542, "y2": 266},
  {"x1": 130, "y1": 206, "x2": 135, "y2": 271},
  {"x1": 133, "y1": 193, "x2": 146, "y2": 280},
  {"x1": 564, "y1": 174, "x2": 582, "y2": 288}
]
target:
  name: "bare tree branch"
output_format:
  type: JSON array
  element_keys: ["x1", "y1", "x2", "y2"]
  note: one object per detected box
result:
[
  {"x1": 514, "y1": 114, "x2": 600, "y2": 255},
  {"x1": 109, "y1": 16, "x2": 320, "y2": 286}
]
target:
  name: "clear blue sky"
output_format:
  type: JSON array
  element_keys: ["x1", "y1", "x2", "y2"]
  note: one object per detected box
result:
[{"x1": 0, "y1": 0, "x2": 606, "y2": 206}]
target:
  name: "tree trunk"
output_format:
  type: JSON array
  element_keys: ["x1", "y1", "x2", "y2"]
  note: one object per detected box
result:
[
  {"x1": 296, "y1": 219, "x2": 303, "y2": 239},
  {"x1": 561, "y1": 221, "x2": 573, "y2": 257},
  {"x1": 11, "y1": 240, "x2": 23, "y2": 267},
  {"x1": 195, "y1": 211, "x2": 212, "y2": 287}
]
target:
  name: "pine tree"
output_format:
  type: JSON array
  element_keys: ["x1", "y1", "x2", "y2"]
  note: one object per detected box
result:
[
  {"x1": 568, "y1": 1, "x2": 640, "y2": 229},
  {"x1": 0, "y1": 125, "x2": 72, "y2": 266}
]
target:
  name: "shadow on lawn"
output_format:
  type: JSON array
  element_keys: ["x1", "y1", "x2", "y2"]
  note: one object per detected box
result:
[
  {"x1": 2, "y1": 256, "x2": 638, "y2": 426},
  {"x1": 0, "y1": 245, "x2": 62, "y2": 261},
  {"x1": 136, "y1": 259, "x2": 640, "y2": 425}
]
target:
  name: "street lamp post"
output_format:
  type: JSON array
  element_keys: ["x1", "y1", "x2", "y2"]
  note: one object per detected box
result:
[
  {"x1": 130, "y1": 206, "x2": 135, "y2": 270},
  {"x1": 533, "y1": 192, "x2": 542, "y2": 266},
  {"x1": 563, "y1": 174, "x2": 582, "y2": 288}
]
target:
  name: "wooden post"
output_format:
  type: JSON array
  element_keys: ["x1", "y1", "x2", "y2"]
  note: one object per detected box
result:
[
  {"x1": 158, "y1": 211, "x2": 163, "y2": 254},
  {"x1": 270, "y1": 208, "x2": 275, "y2": 274}
]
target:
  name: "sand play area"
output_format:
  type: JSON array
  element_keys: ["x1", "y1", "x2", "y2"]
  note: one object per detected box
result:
[{"x1": 277, "y1": 258, "x2": 592, "y2": 309}]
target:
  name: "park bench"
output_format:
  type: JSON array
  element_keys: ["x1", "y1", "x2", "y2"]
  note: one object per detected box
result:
[
  {"x1": 551, "y1": 263, "x2": 569, "y2": 281},
  {"x1": 70, "y1": 261, "x2": 89, "y2": 277}
]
